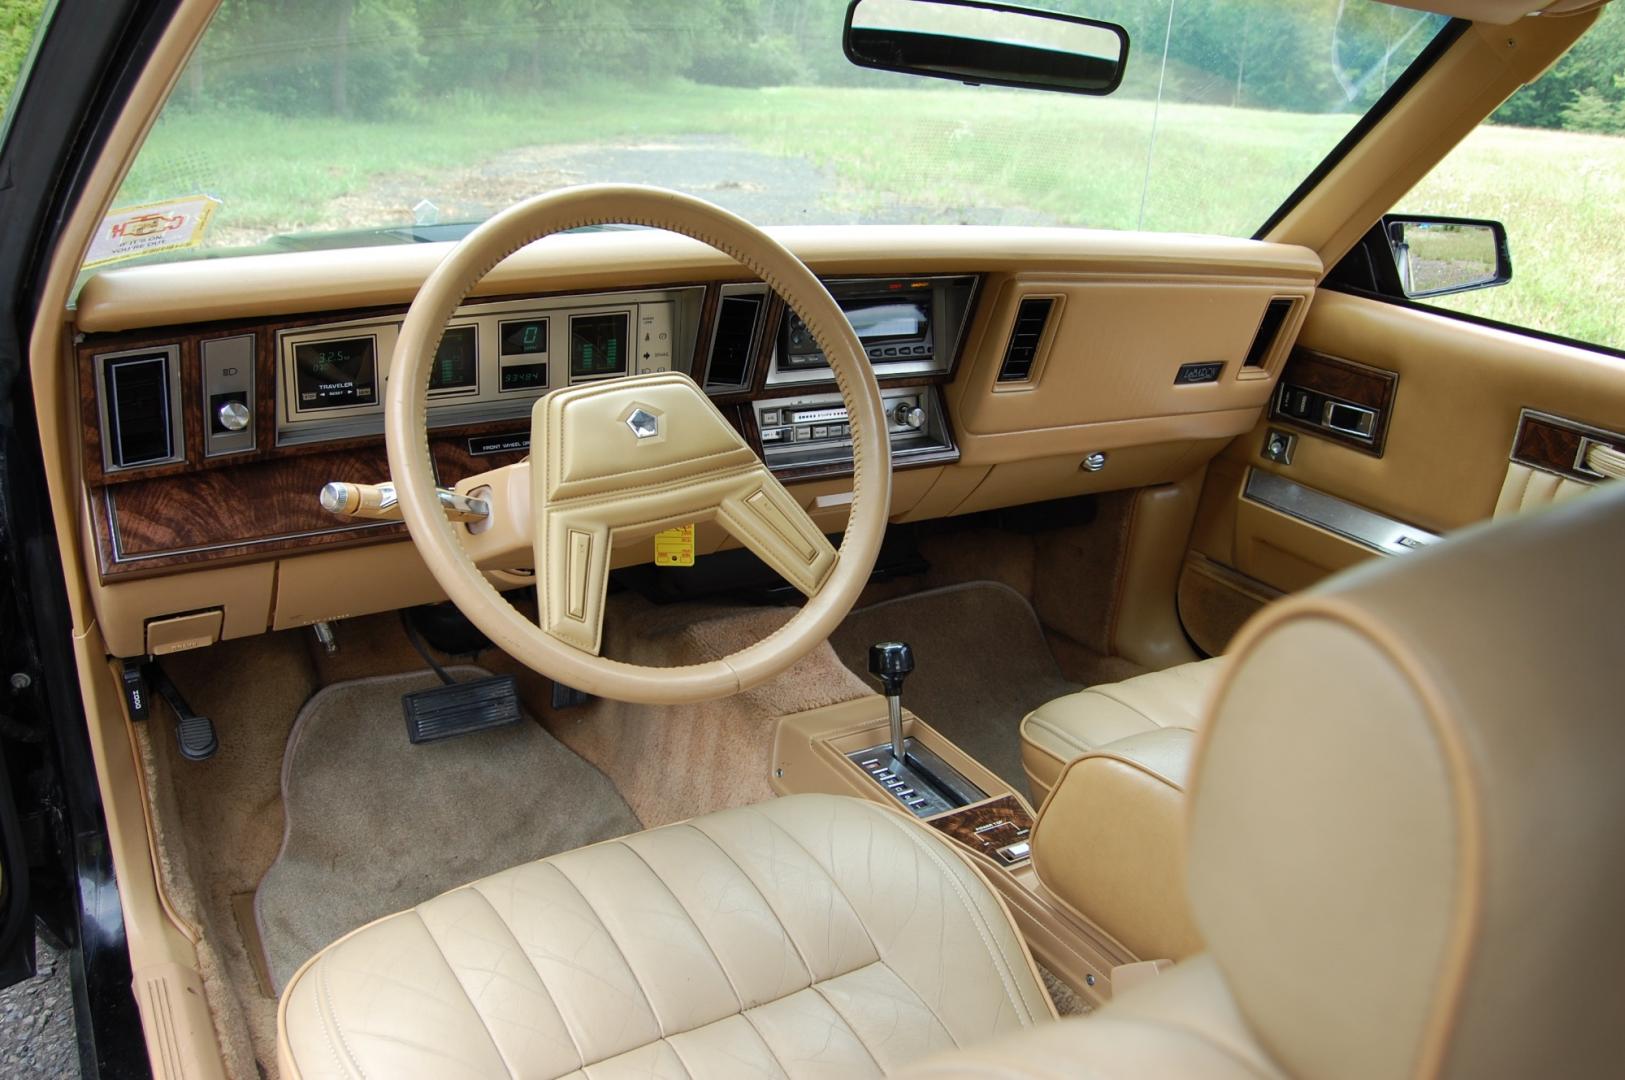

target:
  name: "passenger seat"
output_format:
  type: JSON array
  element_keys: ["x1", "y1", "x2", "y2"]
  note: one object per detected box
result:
[
  {"x1": 1018, "y1": 657, "x2": 1225, "y2": 963},
  {"x1": 1019, "y1": 656, "x2": 1224, "y2": 804}
]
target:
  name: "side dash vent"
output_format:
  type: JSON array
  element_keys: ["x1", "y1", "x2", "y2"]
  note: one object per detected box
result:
[
  {"x1": 1242, "y1": 297, "x2": 1300, "y2": 372},
  {"x1": 998, "y1": 297, "x2": 1054, "y2": 383},
  {"x1": 98, "y1": 345, "x2": 185, "y2": 471}
]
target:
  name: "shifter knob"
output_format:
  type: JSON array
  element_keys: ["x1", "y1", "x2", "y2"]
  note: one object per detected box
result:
[{"x1": 868, "y1": 641, "x2": 915, "y2": 696}]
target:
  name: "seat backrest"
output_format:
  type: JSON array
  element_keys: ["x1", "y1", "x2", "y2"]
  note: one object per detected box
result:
[{"x1": 1185, "y1": 480, "x2": 1625, "y2": 1079}]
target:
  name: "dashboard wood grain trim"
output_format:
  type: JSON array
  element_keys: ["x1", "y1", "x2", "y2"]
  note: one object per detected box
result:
[{"x1": 91, "y1": 437, "x2": 530, "y2": 579}]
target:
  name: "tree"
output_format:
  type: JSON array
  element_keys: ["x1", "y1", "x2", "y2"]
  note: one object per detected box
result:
[{"x1": 0, "y1": 0, "x2": 47, "y2": 114}]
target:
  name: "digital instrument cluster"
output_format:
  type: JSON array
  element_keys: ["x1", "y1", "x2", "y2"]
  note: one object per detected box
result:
[{"x1": 272, "y1": 287, "x2": 703, "y2": 446}]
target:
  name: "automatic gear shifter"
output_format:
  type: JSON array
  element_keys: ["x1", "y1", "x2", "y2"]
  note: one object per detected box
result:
[{"x1": 868, "y1": 641, "x2": 915, "y2": 766}]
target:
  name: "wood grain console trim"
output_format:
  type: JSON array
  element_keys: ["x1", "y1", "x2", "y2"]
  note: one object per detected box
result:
[
  {"x1": 928, "y1": 795, "x2": 1034, "y2": 861},
  {"x1": 1268, "y1": 347, "x2": 1398, "y2": 457}
]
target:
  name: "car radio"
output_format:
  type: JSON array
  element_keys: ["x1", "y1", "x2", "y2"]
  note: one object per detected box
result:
[{"x1": 754, "y1": 387, "x2": 954, "y2": 473}]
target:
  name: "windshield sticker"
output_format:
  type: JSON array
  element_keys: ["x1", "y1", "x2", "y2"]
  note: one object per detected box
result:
[{"x1": 84, "y1": 196, "x2": 221, "y2": 269}]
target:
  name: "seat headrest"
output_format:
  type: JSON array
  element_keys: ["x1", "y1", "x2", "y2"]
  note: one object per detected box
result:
[{"x1": 1186, "y1": 482, "x2": 1625, "y2": 1080}]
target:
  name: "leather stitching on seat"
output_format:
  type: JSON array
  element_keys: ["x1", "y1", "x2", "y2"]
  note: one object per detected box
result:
[
  {"x1": 416, "y1": 899, "x2": 542, "y2": 1078},
  {"x1": 314, "y1": 957, "x2": 367, "y2": 1080},
  {"x1": 675, "y1": 823, "x2": 820, "y2": 989},
  {"x1": 1026, "y1": 713, "x2": 1107, "y2": 757},
  {"x1": 614, "y1": 837, "x2": 750, "y2": 1013},
  {"x1": 808, "y1": 976, "x2": 893, "y2": 1068},
  {"x1": 545, "y1": 858, "x2": 670, "y2": 1036},
  {"x1": 687, "y1": 817, "x2": 872, "y2": 982},
  {"x1": 735, "y1": 1004, "x2": 801, "y2": 1077},
  {"x1": 862, "y1": 810, "x2": 1042, "y2": 1026},
  {"x1": 465, "y1": 880, "x2": 593, "y2": 1066},
  {"x1": 742, "y1": 808, "x2": 886, "y2": 954}
]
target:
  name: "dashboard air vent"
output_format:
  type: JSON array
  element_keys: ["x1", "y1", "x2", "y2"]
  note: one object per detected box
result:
[
  {"x1": 100, "y1": 347, "x2": 183, "y2": 469},
  {"x1": 1242, "y1": 297, "x2": 1299, "y2": 370},
  {"x1": 998, "y1": 297, "x2": 1054, "y2": 382},
  {"x1": 705, "y1": 293, "x2": 763, "y2": 391}
]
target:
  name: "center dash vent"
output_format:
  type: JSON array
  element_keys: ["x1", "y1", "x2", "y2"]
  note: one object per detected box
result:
[{"x1": 998, "y1": 297, "x2": 1054, "y2": 383}]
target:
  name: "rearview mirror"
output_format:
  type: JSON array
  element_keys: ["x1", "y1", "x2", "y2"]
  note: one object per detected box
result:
[
  {"x1": 1383, "y1": 215, "x2": 1512, "y2": 299},
  {"x1": 844, "y1": 0, "x2": 1129, "y2": 96}
]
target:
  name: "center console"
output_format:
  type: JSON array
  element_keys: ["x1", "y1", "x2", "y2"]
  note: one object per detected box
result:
[{"x1": 771, "y1": 636, "x2": 1149, "y2": 1012}]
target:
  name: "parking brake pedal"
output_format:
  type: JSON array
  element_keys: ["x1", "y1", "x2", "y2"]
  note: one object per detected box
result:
[
  {"x1": 403, "y1": 675, "x2": 522, "y2": 744},
  {"x1": 146, "y1": 661, "x2": 219, "y2": 762}
]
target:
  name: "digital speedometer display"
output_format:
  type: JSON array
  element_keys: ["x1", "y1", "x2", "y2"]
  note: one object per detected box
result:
[{"x1": 293, "y1": 336, "x2": 378, "y2": 410}]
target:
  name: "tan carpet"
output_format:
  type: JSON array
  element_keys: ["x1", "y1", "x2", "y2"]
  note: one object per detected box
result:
[
  {"x1": 526, "y1": 593, "x2": 873, "y2": 827},
  {"x1": 254, "y1": 667, "x2": 639, "y2": 992},
  {"x1": 831, "y1": 582, "x2": 1084, "y2": 796},
  {"x1": 144, "y1": 632, "x2": 320, "y2": 1080}
]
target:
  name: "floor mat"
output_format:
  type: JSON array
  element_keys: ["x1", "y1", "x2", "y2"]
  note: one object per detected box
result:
[
  {"x1": 830, "y1": 582, "x2": 1081, "y2": 796},
  {"x1": 254, "y1": 667, "x2": 640, "y2": 992}
]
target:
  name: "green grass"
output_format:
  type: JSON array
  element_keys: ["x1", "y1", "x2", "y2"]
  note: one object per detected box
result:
[
  {"x1": 116, "y1": 81, "x2": 1625, "y2": 350},
  {"x1": 1396, "y1": 122, "x2": 1625, "y2": 349}
]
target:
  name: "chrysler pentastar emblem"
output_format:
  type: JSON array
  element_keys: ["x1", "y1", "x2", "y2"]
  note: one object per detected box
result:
[{"x1": 626, "y1": 408, "x2": 660, "y2": 439}]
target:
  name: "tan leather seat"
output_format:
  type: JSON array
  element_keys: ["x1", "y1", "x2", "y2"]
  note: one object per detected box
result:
[
  {"x1": 905, "y1": 484, "x2": 1625, "y2": 1078},
  {"x1": 1019, "y1": 656, "x2": 1224, "y2": 803},
  {"x1": 277, "y1": 793, "x2": 1054, "y2": 1078}
]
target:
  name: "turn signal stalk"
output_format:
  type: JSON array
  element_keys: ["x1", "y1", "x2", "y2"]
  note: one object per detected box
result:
[{"x1": 319, "y1": 481, "x2": 489, "y2": 523}]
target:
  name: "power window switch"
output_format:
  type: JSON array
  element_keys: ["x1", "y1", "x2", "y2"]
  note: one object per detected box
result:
[{"x1": 1281, "y1": 386, "x2": 1314, "y2": 418}]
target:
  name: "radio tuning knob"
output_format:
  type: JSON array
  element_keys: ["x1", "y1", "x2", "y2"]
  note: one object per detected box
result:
[
  {"x1": 217, "y1": 400, "x2": 252, "y2": 432},
  {"x1": 892, "y1": 402, "x2": 926, "y2": 430}
]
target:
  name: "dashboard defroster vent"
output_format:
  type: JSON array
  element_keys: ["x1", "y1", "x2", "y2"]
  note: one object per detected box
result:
[{"x1": 998, "y1": 297, "x2": 1054, "y2": 383}]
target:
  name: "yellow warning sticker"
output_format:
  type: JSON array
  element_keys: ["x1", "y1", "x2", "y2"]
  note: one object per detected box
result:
[
  {"x1": 83, "y1": 195, "x2": 222, "y2": 269},
  {"x1": 653, "y1": 524, "x2": 696, "y2": 567}
]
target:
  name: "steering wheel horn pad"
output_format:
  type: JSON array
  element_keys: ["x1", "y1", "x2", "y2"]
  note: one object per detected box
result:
[{"x1": 532, "y1": 372, "x2": 836, "y2": 654}]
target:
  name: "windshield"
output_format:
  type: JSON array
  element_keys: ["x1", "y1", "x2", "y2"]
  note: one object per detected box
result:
[{"x1": 97, "y1": 0, "x2": 1448, "y2": 271}]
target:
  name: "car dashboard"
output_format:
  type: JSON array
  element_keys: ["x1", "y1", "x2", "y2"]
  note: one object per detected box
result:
[{"x1": 69, "y1": 225, "x2": 1321, "y2": 656}]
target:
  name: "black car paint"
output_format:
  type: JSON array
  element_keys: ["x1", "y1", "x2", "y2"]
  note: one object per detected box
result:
[{"x1": 1, "y1": 1, "x2": 190, "y2": 1076}]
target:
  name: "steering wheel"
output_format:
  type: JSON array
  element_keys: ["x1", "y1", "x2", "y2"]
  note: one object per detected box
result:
[{"x1": 385, "y1": 185, "x2": 891, "y2": 705}]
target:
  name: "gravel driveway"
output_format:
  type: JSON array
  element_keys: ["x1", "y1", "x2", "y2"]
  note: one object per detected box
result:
[{"x1": 0, "y1": 933, "x2": 80, "y2": 1078}]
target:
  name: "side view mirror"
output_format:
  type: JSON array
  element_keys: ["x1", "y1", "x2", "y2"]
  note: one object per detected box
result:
[
  {"x1": 843, "y1": 0, "x2": 1130, "y2": 97},
  {"x1": 1382, "y1": 215, "x2": 1512, "y2": 299}
]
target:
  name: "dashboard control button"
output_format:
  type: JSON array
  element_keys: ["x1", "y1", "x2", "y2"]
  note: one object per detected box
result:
[
  {"x1": 812, "y1": 425, "x2": 829, "y2": 439},
  {"x1": 892, "y1": 402, "x2": 926, "y2": 430},
  {"x1": 761, "y1": 409, "x2": 780, "y2": 425},
  {"x1": 216, "y1": 400, "x2": 252, "y2": 432}
]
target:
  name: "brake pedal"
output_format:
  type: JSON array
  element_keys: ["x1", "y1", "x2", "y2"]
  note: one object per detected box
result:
[
  {"x1": 403, "y1": 675, "x2": 522, "y2": 744},
  {"x1": 146, "y1": 661, "x2": 219, "y2": 761}
]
